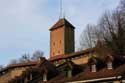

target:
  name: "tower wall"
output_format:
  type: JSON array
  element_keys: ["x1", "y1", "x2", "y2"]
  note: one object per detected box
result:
[
  {"x1": 50, "y1": 27, "x2": 65, "y2": 57},
  {"x1": 50, "y1": 19, "x2": 75, "y2": 58},
  {"x1": 65, "y1": 26, "x2": 75, "y2": 54}
]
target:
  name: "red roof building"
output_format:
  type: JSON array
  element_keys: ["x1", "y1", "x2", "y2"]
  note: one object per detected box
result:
[{"x1": 0, "y1": 18, "x2": 125, "y2": 83}]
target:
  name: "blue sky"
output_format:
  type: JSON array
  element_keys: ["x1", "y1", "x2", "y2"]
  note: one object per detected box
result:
[{"x1": 0, "y1": 0, "x2": 120, "y2": 66}]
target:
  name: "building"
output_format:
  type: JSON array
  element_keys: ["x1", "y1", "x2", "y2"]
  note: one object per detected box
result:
[{"x1": 0, "y1": 18, "x2": 125, "y2": 83}]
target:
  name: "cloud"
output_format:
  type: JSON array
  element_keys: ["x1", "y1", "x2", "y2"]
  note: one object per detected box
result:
[
  {"x1": 0, "y1": 0, "x2": 119, "y2": 65},
  {"x1": 0, "y1": 0, "x2": 51, "y2": 64},
  {"x1": 59, "y1": 0, "x2": 120, "y2": 50}
]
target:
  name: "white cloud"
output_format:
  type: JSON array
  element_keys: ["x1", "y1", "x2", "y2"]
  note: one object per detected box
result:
[
  {"x1": 0, "y1": 0, "x2": 120, "y2": 65},
  {"x1": 0, "y1": 0, "x2": 51, "y2": 64}
]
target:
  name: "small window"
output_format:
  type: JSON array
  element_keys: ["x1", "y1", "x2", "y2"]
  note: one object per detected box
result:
[
  {"x1": 53, "y1": 52, "x2": 55, "y2": 55},
  {"x1": 107, "y1": 62, "x2": 112, "y2": 69},
  {"x1": 53, "y1": 42, "x2": 55, "y2": 46},
  {"x1": 91, "y1": 64, "x2": 96, "y2": 72},
  {"x1": 58, "y1": 51, "x2": 60, "y2": 53},
  {"x1": 65, "y1": 70, "x2": 72, "y2": 78},
  {"x1": 43, "y1": 73, "x2": 47, "y2": 81}
]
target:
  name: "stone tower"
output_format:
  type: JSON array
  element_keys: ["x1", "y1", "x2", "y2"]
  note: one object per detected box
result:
[{"x1": 49, "y1": 18, "x2": 75, "y2": 58}]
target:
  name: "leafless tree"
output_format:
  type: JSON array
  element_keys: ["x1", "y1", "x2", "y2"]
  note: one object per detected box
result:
[
  {"x1": 19, "y1": 53, "x2": 31, "y2": 62},
  {"x1": 78, "y1": 24, "x2": 97, "y2": 50},
  {"x1": 31, "y1": 50, "x2": 44, "y2": 61},
  {"x1": 96, "y1": 9, "x2": 125, "y2": 56},
  {"x1": 8, "y1": 50, "x2": 44, "y2": 64},
  {"x1": 79, "y1": 0, "x2": 125, "y2": 56},
  {"x1": 9, "y1": 59, "x2": 17, "y2": 64},
  {"x1": 0, "y1": 65, "x2": 3, "y2": 69}
]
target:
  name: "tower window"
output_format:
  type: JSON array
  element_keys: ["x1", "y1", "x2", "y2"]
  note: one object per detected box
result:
[
  {"x1": 60, "y1": 40, "x2": 61, "y2": 44},
  {"x1": 53, "y1": 42, "x2": 55, "y2": 46},
  {"x1": 58, "y1": 51, "x2": 60, "y2": 53}
]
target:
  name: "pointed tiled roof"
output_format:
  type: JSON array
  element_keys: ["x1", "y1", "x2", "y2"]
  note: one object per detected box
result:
[{"x1": 49, "y1": 18, "x2": 75, "y2": 31}]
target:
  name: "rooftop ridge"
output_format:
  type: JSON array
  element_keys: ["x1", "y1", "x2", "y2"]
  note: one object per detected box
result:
[{"x1": 49, "y1": 18, "x2": 75, "y2": 31}]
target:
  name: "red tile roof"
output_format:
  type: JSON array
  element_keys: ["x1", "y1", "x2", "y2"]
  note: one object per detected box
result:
[
  {"x1": 49, "y1": 18, "x2": 75, "y2": 31},
  {"x1": 49, "y1": 48, "x2": 95, "y2": 61},
  {"x1": 73, "y1": 64, "x2": 125, "y2": 81},
  {"x1": 38, "y1": 64, "x2": 125, "y2": 83},
  {"x1": 0, "y1": 61, "x2": 37, "y2": 73},
  {"x1": 0, "y1": 48, "x2": 94, "y2": 73}
]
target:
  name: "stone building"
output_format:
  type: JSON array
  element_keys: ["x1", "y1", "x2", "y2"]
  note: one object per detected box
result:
[{"x1": 0, "y1": 18, "x2": 125, "y2": 83}]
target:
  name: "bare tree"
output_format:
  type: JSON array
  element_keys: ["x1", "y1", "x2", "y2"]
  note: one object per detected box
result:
[
  {"x1": 31, "y1": 50, "x2": 44, "y2": 61},
  {"x1": 96, "y1": 9, "x2": 125, "y2": 56},
  {"x1": 9, "y1": 59, "x2": 17, "y2": 64},
  {"x1": 8, "y1": 50, "x2": 44, "y2": 64},
  {"x1": 118, "y1": 0, "x2": 125, "y2": 31},
  {"x1": 0, "y1": 65, "x2": 3, "y2": 69},
  {"x1": 78, "y1": 24, "x2": 97, "y2": 50},
  {"x1": 79, "y1": 0, "x2": 125, "y2": 56},
  {"x1": 19, "y1": 53, "x2": 30, "y2": 62}
]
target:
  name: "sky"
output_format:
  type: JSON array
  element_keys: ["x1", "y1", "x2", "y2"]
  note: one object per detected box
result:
[{"x1": 0, "y1": 0, "x2": 120, "y2": 66}]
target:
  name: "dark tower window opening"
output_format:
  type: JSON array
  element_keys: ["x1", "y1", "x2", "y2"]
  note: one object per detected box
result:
[
  {"x1": 53, "y1": 42, "x2": 55, "y2": 46},
  {"x1": 60, "y1": 40, "x2": 61, "y2": 44},
  {"x1": 53, "y1": 52, "x2": 55, "y2": 55},
  {"x1": 58, "y1": 51, "x2": 60, "y2": 53}
]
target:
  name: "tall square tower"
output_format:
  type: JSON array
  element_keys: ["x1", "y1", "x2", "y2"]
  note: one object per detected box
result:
[{"x1": 49, "y1": 18, "x2": 75, "y2": 58}]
